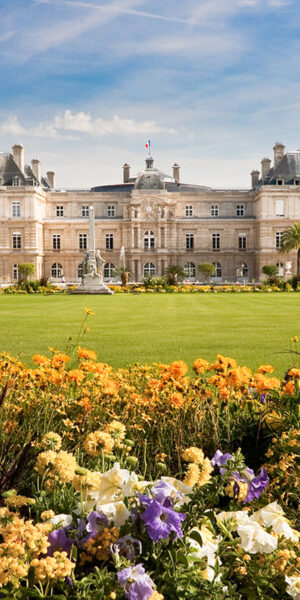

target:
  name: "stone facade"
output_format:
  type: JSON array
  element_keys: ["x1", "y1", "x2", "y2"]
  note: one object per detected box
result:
[{"x1": 0, "y1": 142, "x2": 299, "y2": 284}]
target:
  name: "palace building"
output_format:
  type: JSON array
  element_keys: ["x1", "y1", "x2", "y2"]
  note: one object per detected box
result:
[{"x1": 0, "y1": 141, "x2": 299, "y2": 284}]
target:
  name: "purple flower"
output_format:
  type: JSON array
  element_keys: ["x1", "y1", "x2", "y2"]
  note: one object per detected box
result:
[
  {"x1": 151, "y1": 480, "x2": 183, "y2": 506},
  {"x1": 111, "y1": 535, "x2": 142, "y2": 562},
  {"x1": 211, "y1": 450, "x2": 234, "y2": 474},
  {"x1": 260, "y1": 393, "x2": 266, "y2": 404},
  {"x1": 244, "y1": 467, "x2": 269, "y2": 503},
  {"x1": 85, "y1": 510, "x2": 108, "y2": 541},
  {"x1": 47, "y1": 528, "x2": 73, "y2": 557},
  {"x1": 118, "y1": 564, "x2": 155, "y2": 600},
  {"x1": 141, "y1": 498, "x2": 185, "y2": 543}
]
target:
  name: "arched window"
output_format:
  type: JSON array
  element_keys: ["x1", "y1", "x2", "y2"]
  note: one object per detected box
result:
[
  {"x1": 143, "y1": 262, "x2": 156, "y2": 277},
  {"x1": 13, "y1": 263, "x2": 19, "y2": 280},
  {"x1": 51, "y1": 263, "x2": 63, "y2": 278},
  {"x1": 78, "y1": 263, "x2": 83, "y2": 278},
  {"x1": 104, "y1": 263, "x2": 115, "y2": 279},
  {"x1": 184, "y1": 262, "x2": 196, "y2": 279},
  {"x1": 276, "y1": 262, "x2": 284, "y2": 277},
  {"x1": 237, "y1": 262, "x2": 248, "y2": 278},
  {"x1": 144, "y1": 230, "x2": 155, "y2": 250},
  {"x1": 212, "y1": 262, "x2": 222, "y2": 278}
]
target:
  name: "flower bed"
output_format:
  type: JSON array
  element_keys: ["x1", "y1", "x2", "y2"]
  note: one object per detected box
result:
[{"x1": 0, "y1": 345, "x2": 299, "y2": 599}]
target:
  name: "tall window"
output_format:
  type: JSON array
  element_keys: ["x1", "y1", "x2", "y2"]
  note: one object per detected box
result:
[
  {"x1": 53, "y1": 234, "x2": 61, "y2": 250},
  {"x1": 212, "y1": 262, "x2": 222, "y2": 278},
  {"x1": 12, "y1": 201, "x2": 21, "y2": 218},
  {"x1": 12, "y1": 233, "x2": 21, "y2": 249},
  {"x1": 56, "y1": 205, "x2": 64, "y2": 217},
  {"x1": 78, "y1": 263, "x2": 83, "y2": 278},
  {"x1": 104, "y1": 263, "x2": 115, "y2": 278},
  {"x1": 238, "y1": 234, "x2": 247, "y2": 250},
  {"x1": 211, "y1": 205, "x2": 219, "y2": 217},
  {"x1": 276, "y1": 262, "x2": 284, "y2": 276},
  {"x1": 51, "y1": 263, "x2": 63, "y2": 278},
  {"x1": 13, "y1": 263, "x2": 19, "y2": 280},
  {"x1": 185, "y1": 205, "x2": 193, "y2": 217},
  {"x1": 212, "y1": 233, "x2": 220, "y2": 250},
  {"x1": 143, "y1": 262, "x2": 156, "y2": 277},
  {"x1": 186, "y1": 233, "x2": 194, "y2": 250},
  {"x1": 276, "y1": 200, "x2": 284, "y2": 216},
  {"x1": 106, "y1": 233, "x2": 114, "y2": 250},
  {"x1": 82, "y1": 205, "x2": 89, "y2": 217},
  {"x1": 79, "y1": 233, "x2": 87, "y2": 250},
  {"x1": 107, "y1": 205, "x2": 115, "y2": 217},
  {"x1": 144, "y1": 230, "x2": 155, "y2": 250},
  {"x1": 276, "y1": 231, "x2": 283, "y2": 249},
  {"x1": 184, "y1": 262, "x2": 196, "y2": 278},
  {"x1": 237, "y1": 263, "x2": 248, "y2": 278},
  {"x1": 236, "y1": 205, "x2": 245, "y2": 217}
]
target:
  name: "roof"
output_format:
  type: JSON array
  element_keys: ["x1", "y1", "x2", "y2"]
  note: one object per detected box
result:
[
  {"x1": 262, "y1": 152, "x2": 300, "y2": 184},
  {"x1": 0, "y1": 152, "x2": 51, "y2": 188}
]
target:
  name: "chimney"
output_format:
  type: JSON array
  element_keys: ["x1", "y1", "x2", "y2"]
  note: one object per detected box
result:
[
  {"x1": 31, "y1": 159, "x2": 41, "y2": 183},
  {"x1": 47, "y1": 171, "x2": 56, "y2": 189},
  {"x1": 123, "y1": 163, "x2": 130, "y2": 183},
  {"x1": 251, "y1": 169, "x2": 260, "y2": 188},
  {"x1": 261, "y1": 157, "x2": 271, "y2": 181},
  {"x1": 172, "y1": 163, "x2": 180, "y2": 184},
  {"x1": 12, "y1": 144, "x2": 24, "y2": 172},
  {"x1": 273, "y1": 142, "x2": 285, "y2": 169}
]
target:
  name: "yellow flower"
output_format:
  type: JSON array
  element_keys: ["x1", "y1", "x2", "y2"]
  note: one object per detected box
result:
[
  {"x1": 41, "y1": 432, "x2": 62, "y2": 451},
  {"x1": 84, "y1": 307, "x2": 95, "y2": 315},
  {"x1": 84, "y1": 431, "x2": 114, "y2": 456},
  {"x1": 184, "y1": 463, "x2": 200, "y2": 487},
  {"x1": 182, "y1": 447, "x2": 204, "y2": 464},
  {"x1": 105, "y1": 420, "x2": 126, "y2": 441}
]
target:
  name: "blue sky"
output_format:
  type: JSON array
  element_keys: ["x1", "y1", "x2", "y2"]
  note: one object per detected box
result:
[{"x1": 0, "y1": 0, "x2": 299, "y2": 188}]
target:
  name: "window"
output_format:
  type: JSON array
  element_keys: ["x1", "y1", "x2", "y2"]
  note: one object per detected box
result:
[
  {"x1": 184, "y1": 262, "x2": 196, "y2": 278},
  {"x1": 79, "y1": 233, "x2": 87, "y2": 250},
  {"x1": 106, "y1": 233, "x2": 114, "y2": 250},
  {"x1": 56, "y1": 205, "x2": 64, "y2": 217},
  {"x1": 143, "y1": 262, "x2": 156, "y2": 277},
  {"x1": 185, "y1": 205, "x2": 193, "y2": 217},
  {"x1": 276, "y1": 231, "x2": 283, "y2": 249},
  {"x1": 52, "y1": 234, "x2": 61, "y2": 250},
  {"x1": 51, "y1": 263, "x2": 63, "y2": 278},
  {"x1": 12, "y1": 233, "x2": 21, "y2": 249},
  {"x1": 276, "y1": 262, "x2": 284, "y2": 276},
  {"x1": 237, "y1": 263, "x2": 248, "y2": 278},
  {"x1": 238, "y1": 234, "x2": 247, "y2": 250},
  {"x1": 212, "y1": 262, "x2": 222, "y2": 278},
  {"x1": 277, "y1": 179, "x2": 284, "y2": 186},
  {"x1": 186, "y1": 233, "x2": 194, "y2": 250},
  {"x1": 212, "y1": 233, "x2": 220, "y2": 250},
  {"x1": 107, "y1": 205, "x2": 115, "y2": 217},
  {"x1": 104, "y1": 263, "x2": 115, "y2": 278},
  {"x1": 12, "y1": 201, "x2": 20, "y2": 218},
  {"x1": 144, "y1": 230, "x2": 155, "y2": 250},
  {"x1": 276, "y1": 200, "x2": 284, "y2": 216},
  {"x1": 295, "y1": 180, "x2": 300, "y2": 186},
  {"x1": 211, "y1": 205, "x2": 219, "y2": 217},
  {"x1": 236, "y1": 204, "x2": 245, "y2": 217},
  {"x1": 78, "y1": 263, "x2": 83, "y2": 278},
  {"x1": 82, "y1": 205, "x2": 89, "y2": 217},
  {"x1": 12, "y1": 177, "x2": 20, "y2": 187},
  {"x1": 13, "y1": 263, "x2": 19, "y2": 280}
]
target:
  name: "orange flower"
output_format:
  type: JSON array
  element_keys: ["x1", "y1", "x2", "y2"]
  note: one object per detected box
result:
[
  {"x1": 77, "y1": 347, "x2": 97, "y2": 361},
  {"x1": 193, "y1": 358, "x2": 209, "y2": 374},
  {"x1": 51, "y1": 354, "x2": 70, "y2": 368},
  {"x1": 33, "y1": 355, "x2": 51, "y2": 367},
  {"x1": 283, "y1": 381, "x2": 295, "y2": 396},
  {"x1": 254, "y1": 373, "x2": 281, "y2": 394},
  {"x1": 168, "y1": 360, "x2": 188, "y2": 379},
  {"x1": 68, "y1": 369, "x2": 85, "y2": 384},
  {"x1": 287, "y1": 368, "x2": 300, "y2": 379},
  {"x1": 257, "y1": 365, "x2": 274, "y2": 374},
  {"x1": 169, "y1": 392, "x2": 184, "y2": 408}
]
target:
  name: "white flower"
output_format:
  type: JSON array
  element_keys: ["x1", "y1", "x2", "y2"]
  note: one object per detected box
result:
[
  {"x1": 186, "y1": 526, "x2": 220, "y2": 582},
  {"x1": 161, "y1": 476, "x2": 193, "y2": 504},
  {"x1": 251, "y1": 502, "x2": 297, "y2": 540},
  {"x1": 237, "y1": 520, "x2": 277, "y2": 554},
  {"x1": 217, "y1": 510, "x2": 250, "y2": 528},
  {"x1": 90, "y1": 463, "x2": 131, "y2": 504},
  {"x1": 120, "y1": 472, "x2": 149, "y2": 498},
  {"x1": 95, "y1": 500, "x2": 130, "y2": 527},
  {"x1": 50, "y1": 513, "x2": 72, "y2": 527},
  {"x1": 285, "y1": 576, "x2": 300, "y2": 600}
]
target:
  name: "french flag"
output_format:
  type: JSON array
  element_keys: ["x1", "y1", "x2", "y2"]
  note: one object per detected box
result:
[{"x1": 145, "y1": 140, "x2": 151, "y2": 149}]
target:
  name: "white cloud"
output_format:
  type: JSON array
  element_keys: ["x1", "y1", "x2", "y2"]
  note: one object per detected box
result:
[{"x1": 0, "y1": 111, "x2": 177, "y2": 140}]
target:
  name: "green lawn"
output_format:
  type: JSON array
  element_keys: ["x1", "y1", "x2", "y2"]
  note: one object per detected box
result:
[{"x1": 0, "y1": 294, "x2": 299, "y2": 376}]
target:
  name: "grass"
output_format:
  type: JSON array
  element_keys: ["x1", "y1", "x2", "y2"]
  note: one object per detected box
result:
[{"x1": 0, "y1": 293, "x2": 299, "y2": 376}]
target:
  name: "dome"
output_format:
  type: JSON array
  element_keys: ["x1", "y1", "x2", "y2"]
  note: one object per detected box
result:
[{"x1": 135, "y1": 171, "x2": 165, "y2": 190}]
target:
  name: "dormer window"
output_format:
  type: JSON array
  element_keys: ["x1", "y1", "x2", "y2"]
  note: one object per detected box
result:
[
  {"x1": 277, "y1": 179, "x2": 284, "y2": 186},
  {"x1": 12, "y1": 176, "x2": 20, "y2": 187},
  {"x1": 295, "y1": 180, "x2": 300, "y2": 186}
]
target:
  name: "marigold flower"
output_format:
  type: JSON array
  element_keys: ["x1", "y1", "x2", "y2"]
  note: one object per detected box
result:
[
  {"x1": 184, "y1": 463, "x2": 200, "y2": 487},
  {"x1": 84, "y1": 431, "x2": 114, "y2": 456},
  {"x1": 77, "y1": 346, "x2": 97, "y2": 361},
  {"x1": 287, "y1": 368, "x2": 300, "y2": 379},
  {"x1": 283, "y1": 381, "x2": 295, "y2": 395},
  {"x1": 257, "y1": 364, "x2": 275, "y2": 374},
  {"x1": 182, "y1": 447, "x2": 204, "y2": 464},
  {"x1": 33, "y1": 354, "x2": 51, "y2": 367},
  {"x1": 169, "y1": 391, "x2": 184, "y2": 409},
  {"x1": 193, "y1": 358, "x2": 209, "y2": 374},
  {"x1": 168, "y1": 360, "x2": 188, "y2": 379}
]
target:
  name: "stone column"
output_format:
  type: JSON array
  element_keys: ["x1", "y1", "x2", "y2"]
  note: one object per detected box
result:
[{"x1": 89, "y1": 206, "x2": 95, "y2": 255}]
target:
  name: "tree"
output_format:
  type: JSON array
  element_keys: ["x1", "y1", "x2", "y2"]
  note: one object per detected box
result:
[
  {"x1": 198, "y1": 263, "x2": 215, "y2": 282},
  {"x1": 18, "y1": 263, "x2": 35, "y2": 282},
  {"x1": 262, "y1": 265, "x2": 279, "y2": 284},
  {"x1": 279, "y1": 223, "x2": 300, "y2": 277},
  {"x1": 165, "y1": 265, "x2": 185, "y2": 286}
]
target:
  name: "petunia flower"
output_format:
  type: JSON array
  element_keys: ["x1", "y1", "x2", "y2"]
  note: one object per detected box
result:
[
  {"x1": 111, "y1": 535, "x2": 142, "y2": 562},
  {"x1": 140, "y1": 498, "x2": 186, "y2": 542},
  {"x1": 47, "y1": 528, "x2": 74, "y2": 557},
  {"x1": 118, "y1": 564, "x2": 155, "y2": 600}
]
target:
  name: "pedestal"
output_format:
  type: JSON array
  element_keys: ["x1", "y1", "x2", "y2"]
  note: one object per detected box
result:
[{"x1": 72, "y1": 274, "x2": 114, "y2": 295}]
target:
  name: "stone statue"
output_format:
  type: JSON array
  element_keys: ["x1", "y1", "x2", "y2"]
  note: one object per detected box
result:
[{"x1": 95, "y1": 249, "x2": 105, "y2": 277}]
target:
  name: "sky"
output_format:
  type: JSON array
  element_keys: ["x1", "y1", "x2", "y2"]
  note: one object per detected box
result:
[{"x1": 0, "y1": 0, "x2": 300, "y2": 188}]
